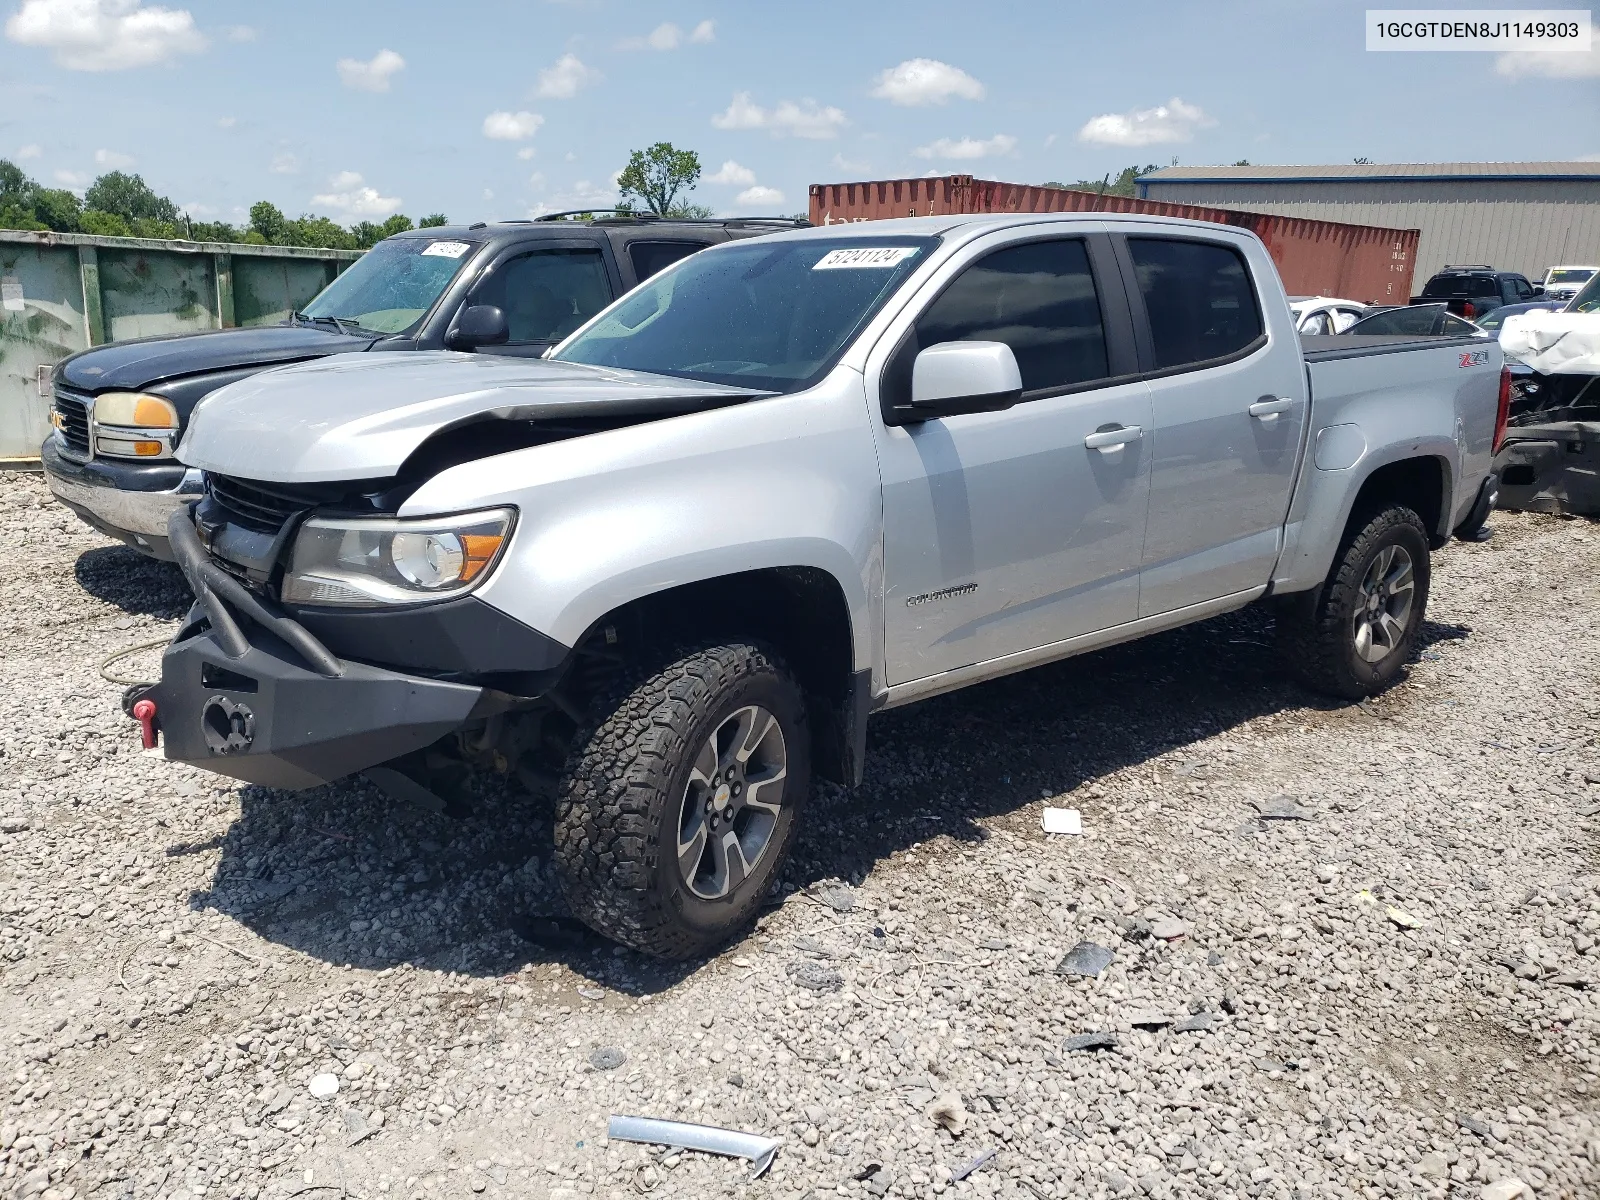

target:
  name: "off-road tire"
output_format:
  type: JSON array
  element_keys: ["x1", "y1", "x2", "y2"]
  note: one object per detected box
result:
[
  {"x1": 553, "y1": 641, "x2": 810, "y2": 960},
  {"x1": 1277, "y1": 504, "x2": 1431, "y2": 700}
]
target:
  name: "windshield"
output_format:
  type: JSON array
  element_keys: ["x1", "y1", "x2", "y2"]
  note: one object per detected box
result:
[
  {"x1": 552, "y1": 236, "x2": 938, "y2": 392},
  {"x1": 1546, "y1": 268, "x2": 1595, "y2": 286},
  {"x1": 1565, "y1": 273, "x2": 1600, "y2": 313},
  {"x1": 300, "y1": 237, "x2": 476, "y2": 334},
  {"x1": 1346, "y1": 305, "x2": 1478, "y2": 337}
]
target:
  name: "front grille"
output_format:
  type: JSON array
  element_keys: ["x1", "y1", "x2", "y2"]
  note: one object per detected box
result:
[
  {"x1": 207, "y1": 475, "x2": 330, "y2": 534},
  {"x1": 53, "y1": 391, "x2": 91, "y2": 454}
]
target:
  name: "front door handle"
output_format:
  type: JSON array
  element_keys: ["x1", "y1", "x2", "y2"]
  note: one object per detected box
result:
[
  {"x1": 1084, "y1": 425, "x2": 1144, "y2": 451},
  {"x1": 1249, "y1": 396, "x2": 1294, "y2": 418}
]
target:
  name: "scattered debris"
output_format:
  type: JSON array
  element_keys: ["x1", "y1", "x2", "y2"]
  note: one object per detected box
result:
[
  {"x1": 1251, "y1": 795, "x2": 1315, "y2": 821},
  {"x1": 950, "y1": 1148, "x2": 998, "y2": 1182},
  {"x1": 1481, "y1": 1179, "x2": 1530, "y2": 1200},
  {"x1": 1457, "y1": 1114, "x2": 1492, "y2": 1138},
  {"x1": 589, "y1": 1048, "x2": 626, "y2": 1071},
  {"x1": 307, "y1": 1074, "x2": 339, "y2": 1100},
  {"x1": 1128, "y1": 1010, "x2": 1172, "y2": 1030},
  {"x1": 1055, "y1": 941, "x2": 1114, "y2": 978},
  {"x1": 1384, "y1": 904, "x2": 1425, "y2": 930},
  {"x1": 977, "y1": 937, "x2": 1010, "y2": 951},
  {"x1": 806, "y1": 879, "x2": 857, "y2": 913},
  {"x1": 1149, "y1": 916, "x2": 1187, "y2": 941},
  {"x1": 926, "y1": 1092, "x2": 968, "y2": 1135},
  {"x1": 607, "y1": 1115, "x2": 782, "y2": 1178},
  {"x1": 1063, "y1": 1032, "x2": 1117, "y2": 1052},
  {"x1": 1173, "y1": 1011, "x2": 1221, "y2": 1034},
  {"x1": 1041, "y1": 807, "x2": 1082, "y2": 835},
  {"x1": 1547, "y1": 973, "x2": 1591, "y2": 989},
  {"x1": 577, "y1": 986, "x2": 606, "y2": 1001},
  {"x1": 787, "y1": 959, "x2": 844, "y2": 992},
  {"x1": 0, "y1": 816, "x2": 29, "y2": 834}
]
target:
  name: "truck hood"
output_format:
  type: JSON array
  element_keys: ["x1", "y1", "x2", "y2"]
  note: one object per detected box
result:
[
  {"x1": 178, "y1": 351, "x2": 769, "y2": 483},
  {"x1": 57, "y1": 324, "x2": 376, "y2": 392},
  {"x1": 1500, "y1": 311, "x2": 1600, "y2": 376}
]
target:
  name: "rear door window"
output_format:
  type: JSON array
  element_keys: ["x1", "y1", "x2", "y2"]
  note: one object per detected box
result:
[
  {"x1": 628, "y1": 240, "x2": 711, "y2": 282},
  {"x1": 474, "y1": 248, "x2": 614, "y2": 345},
  {"x1": 913, "y1": 237, "x2": 1111, "y2": 394},
  {"x1": 1126, "y1": 237, "x2": 1264, "y2": 370}
]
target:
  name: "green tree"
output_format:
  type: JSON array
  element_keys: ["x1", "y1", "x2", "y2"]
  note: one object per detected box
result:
[
  {"x1": 33, "y1": 188, "x2": 82, "y2": 231},
  {"x1": 1042, "y1": 163, "x2": 1161, "y2": 197},
  {"x1": 418, "y1": 212, "x2": 448, "y2": 228},
  {"x1": 378, "y1": 213, "x2": 414, "y2": 238},
  {"x1": 616, "y1": 142, "x2": 702, "y2": 216},
  {"x1": 84, "y1": 171, "x2": 179, "y2": 223},
  {"x1": 249, "y1": 200, "x2": 288, "y2": 243},
  {"x1": 80, "y1": 210, "x2": 133, "y2": 237}
]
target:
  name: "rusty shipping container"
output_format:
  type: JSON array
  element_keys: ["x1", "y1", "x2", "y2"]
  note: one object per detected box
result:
[{"x1": 808, "y1": 175, "x2": 1419, "y2": 305}]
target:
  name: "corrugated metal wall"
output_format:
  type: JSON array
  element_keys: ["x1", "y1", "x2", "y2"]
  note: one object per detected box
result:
[
  {"x1": 1139, "y1": 179, "x2": 1600, "y2": 284},
  {"x1": 0, "y1": 231, "x2": 360, "y2": 461}
]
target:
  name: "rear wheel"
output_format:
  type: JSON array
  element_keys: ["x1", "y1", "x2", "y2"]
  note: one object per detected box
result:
[
  {"x1": 553, "y1": 642, "x2": 809, "y2": 960},
  {"x1": 1278, "y1": 505, "x2": 1431, "y2": 700}
]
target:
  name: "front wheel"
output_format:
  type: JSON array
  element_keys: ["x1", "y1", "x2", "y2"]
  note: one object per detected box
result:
[
  {"x1": 1277, "y1": 505, "x2": 1431, "y2": 700},
  {"x1": 553, "y1": 642, "x2": 810, "y2": 960}
]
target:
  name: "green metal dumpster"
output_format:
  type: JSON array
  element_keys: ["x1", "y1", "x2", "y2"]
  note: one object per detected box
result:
[{"x1": 0, "y1": 230, "x2": 361, "y2": 464}]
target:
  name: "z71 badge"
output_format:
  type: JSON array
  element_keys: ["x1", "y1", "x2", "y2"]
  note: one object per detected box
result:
[{"x1": 1458, "y1": 349, "x2": 1491, "y2": 368}]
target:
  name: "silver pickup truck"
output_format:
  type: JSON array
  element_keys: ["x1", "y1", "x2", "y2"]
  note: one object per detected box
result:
[{"x1": 134, "y1": 212, "x2": 1507, "y2": 958}]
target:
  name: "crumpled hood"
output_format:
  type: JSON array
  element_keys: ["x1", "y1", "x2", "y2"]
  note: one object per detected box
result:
[
  {"x1": 57, "y1": 325, "x2": 373, "y2": 391},
  {"x1": 1500, "y1": 311, "x2": 1600, "y2": 376},
  {"x1": 179, "y1": 351, "x2": 767, "y2": 482}
]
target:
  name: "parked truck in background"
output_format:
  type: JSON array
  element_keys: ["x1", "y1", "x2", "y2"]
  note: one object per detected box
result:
[
  {"x1": 131, "y1": 212, "x2": 1506, "y2": 959},
  {"x1": 42, "y1": 214, "x2": 804, "y2": 559}
]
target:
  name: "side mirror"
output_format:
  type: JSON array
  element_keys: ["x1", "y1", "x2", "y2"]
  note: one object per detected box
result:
[
  {"x1": 905, "y1": 341, "x2": 1023, "y2": 422},
  {"x1": 448, "y1": 304, "x2": 509, "y2": 349},
  {"x1": 1531, "y1": 285, "x2": 1545, "y2": 297}
]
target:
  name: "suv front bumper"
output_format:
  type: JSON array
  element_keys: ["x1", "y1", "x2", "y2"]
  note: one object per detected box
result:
[{"x1": 42, "y1": 436, "x2": 202, "y2": 560}]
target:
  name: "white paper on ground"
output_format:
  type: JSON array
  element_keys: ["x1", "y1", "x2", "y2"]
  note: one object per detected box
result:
[
  {"x1": 1042, "y1": 806, "x2": 1082, "y2": 835},
  {"x1": 1500, "y1": 311, "x2": 1600, "y2": 375}
]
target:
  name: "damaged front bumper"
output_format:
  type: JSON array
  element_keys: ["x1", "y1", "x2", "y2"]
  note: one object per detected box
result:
[{"x1": 145, "y1": 509, "x2": 508, "y2": 789}]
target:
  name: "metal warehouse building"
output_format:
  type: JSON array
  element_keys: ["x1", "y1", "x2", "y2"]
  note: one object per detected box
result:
[{"x1": 1137, "y1": 162, "x2": 1600, "y2": 287}]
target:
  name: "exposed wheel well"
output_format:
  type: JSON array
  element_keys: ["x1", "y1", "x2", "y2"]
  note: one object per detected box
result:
[
  {"x1": 588, "y1": 567, "x2": 863, "y2": 786},
  {"x1": 1349, "y1": 456, "x2": 1449, "y2": 547}
]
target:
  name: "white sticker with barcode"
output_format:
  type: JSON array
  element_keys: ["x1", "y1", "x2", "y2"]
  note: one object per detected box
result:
[
  {"x1": 421, "y1": 241, "x2": 471, "y2": 258},
  {"x1": 0, "y1": 275, "x2": 23, "y2": 312},
  {"x1": 812, "y1": 247, "x2": 918, "y2": 270}
]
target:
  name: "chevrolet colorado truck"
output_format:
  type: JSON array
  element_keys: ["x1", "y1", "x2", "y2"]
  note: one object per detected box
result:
[
  {"x1": 42, "y1": 214, "x2": 802, "y2": 558},
  {"x1": 131, "y1": 212, "x2": 1507, "y2": 959}
]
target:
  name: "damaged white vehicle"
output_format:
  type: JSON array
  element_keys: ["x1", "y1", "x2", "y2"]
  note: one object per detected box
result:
[{"x1": 132, "y1": 213, "x2": 1505, "y2": 957}]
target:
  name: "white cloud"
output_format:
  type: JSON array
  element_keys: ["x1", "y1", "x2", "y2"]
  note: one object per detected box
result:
[
  {"x1": 734, "y1": 185, "x2": 784, "y2": 208},
  {"x1": 913, "y1": 133, "x2": 1017, "y2": 160},
  {"x1": 690, "y1": 19, "x2": 715, "y2": 43},
  {"x1": 269, "y1": 152, "x2": 300, "y2": 175},
  {"x1": 1043, "y1": 133, "x2": 1057, "y2": 148},
  {"x1": 712, "y1": 91, "x2": 847, "y2": 139},
  {"x1": 5, "y1": 0, "x2": 206, "y2": 71},
  {"x1": 223, "y1": 24, "x2": 255, "y2": 42},
  {"x1": 483, "y1": 110, "x2": 543, "y2": 140},
  {"x1": 336, "y1": 48, "x2": 404, "y2": 93},
  {"x1": 527, "y1": 171, "x2": 544, "y2": 187},
  {"x1": 54, "y1": 168, "x2": 88, "y2": 187},
  {"x1": 527, "y1": 178, "x2": 618, "y2": 218},
  {"x1": 621, "y1": 19, "x2": 714, "y2": 50},
  {"x1": 180, "y1": 199, "x2": 214, "y2": 216},
  {"x1": 870, "y1": 58, "x2": 984, "y2": 106},
  {"x1": 312, "y1": 171, "x2": 401, "y2": 217},
  {"x1": 705, "y1": 159, "x2": 756, "y2": 186},
  {"x1": 517, "y1": 146, "x2": 537, "y2": 161},
  {"x1": 536, "y1": 52, "x2": 599, "y2": 99},
  {"x1": 216, "y1": 115, "x2": 235, "y2": 129},
  {"x1": 94, "y1": 147, "x2": 135, "y2": 168},
  {"x1": 17, "y1": 143, "x2": 42, "y2": 160},
  {"x1": 830, "y1": 152, "x2": 869, "y2": 174},
  {"x1": 1076, "y1": 97, "x2": 1214, "y2": 147},
  {"x1": 1495, "y1": 46, "x2": 1600, "y2": 79}
]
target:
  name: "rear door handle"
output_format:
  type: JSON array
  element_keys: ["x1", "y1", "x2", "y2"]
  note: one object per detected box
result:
[
  {"x1": 1249, "y1": 397, "x2": 1294, "y2": 418},
  {"x1": 1084, "y1": 425, "x2": 1143, "y2": 451}
]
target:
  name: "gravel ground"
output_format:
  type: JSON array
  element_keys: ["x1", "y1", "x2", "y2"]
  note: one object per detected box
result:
[{"x1": 1, "y1": 469, "x2": 1598, "y2": 1200}]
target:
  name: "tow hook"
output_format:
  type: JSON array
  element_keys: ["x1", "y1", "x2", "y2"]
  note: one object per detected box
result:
[{"x1": 132, "y1": 697, "x2": 159, "y2": 750}]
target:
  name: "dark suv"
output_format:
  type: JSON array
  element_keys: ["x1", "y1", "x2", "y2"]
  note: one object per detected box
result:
[
  {"x1": 1409, "y1": 265, "x2": 1543, "y2": 321},
  {"x1": 42, "y1": 212, "x2": 805, "y2": 559}
]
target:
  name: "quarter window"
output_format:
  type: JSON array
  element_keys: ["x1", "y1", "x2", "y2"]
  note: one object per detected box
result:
[
  {"x1": 914, "y1": 238, "x2": 1110, "y2": 393},
  {"x1": 628, "y1": 240, "x2": 709, "y2": 281},
  {"x1": 473, "y1": 248, "x2": 613, "y2": 345},
  {"x1": 1127, "y1": 238, "x2": 1264, "y2": 370}
]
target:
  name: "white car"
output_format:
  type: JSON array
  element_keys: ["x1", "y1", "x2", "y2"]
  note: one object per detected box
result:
[
  {"x1": 1540, "y1": 265, "x2": 1597, "y2": 305},
  {"x1": 1290, "y1": 296, "x2": 1369, "y2": 335}
]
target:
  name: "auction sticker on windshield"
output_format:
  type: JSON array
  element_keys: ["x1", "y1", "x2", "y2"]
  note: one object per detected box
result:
[
  {"x1": 421, "y1": 241, "x2": 471, "y2": 258},
  {"x1": 813, "y1": 247, "x2": 920, "y2": 270}
]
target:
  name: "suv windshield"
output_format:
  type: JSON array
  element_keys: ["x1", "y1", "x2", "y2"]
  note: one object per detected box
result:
[
  {"x1": 1569, "y1": 272, "x2": 1600, "y2": 313},
  {"x1": 552, "y1": 236, "x2": 938, "y2": 392},
  {"x1": 1422, "y1": 274, "x2": 1498, "y2": 298},
  {"x1": 299, "y1": 237, "x2": 476, "y2": 334},
  {"x1": 1547, "y1": 268, "x2": 1595, "y2": 286}
]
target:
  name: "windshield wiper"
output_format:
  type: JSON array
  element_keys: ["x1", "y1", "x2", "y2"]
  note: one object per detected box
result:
[{"x1": 288, "y1": 311, "x2": 371, "y2": 336}]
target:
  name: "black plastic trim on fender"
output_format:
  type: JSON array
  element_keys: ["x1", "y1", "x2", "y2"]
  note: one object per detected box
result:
[{"x1": 287, "y1": 595, "x2": 573, "y2": 676}]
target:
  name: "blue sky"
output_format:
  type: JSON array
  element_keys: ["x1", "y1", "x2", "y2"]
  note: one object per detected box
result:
[{"x1": 2, "y1": 0, "x2": 1597, "y2": 226}]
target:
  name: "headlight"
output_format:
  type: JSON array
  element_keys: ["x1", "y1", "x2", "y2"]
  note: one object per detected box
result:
[
  {"x1": 281, "y1": 509, "x2": 515, "y2": 607},
  {"x1": 92, "y1": 392, "x2": 180, "y2": 459}
]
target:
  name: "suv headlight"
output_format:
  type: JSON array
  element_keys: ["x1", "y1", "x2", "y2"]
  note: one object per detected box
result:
[
  {"x1": 91, "y1": 392, "x2": 180, "y2": 459},
  {"x1": 281, "y1": 509, "x2": 516, "y2": 607}
]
